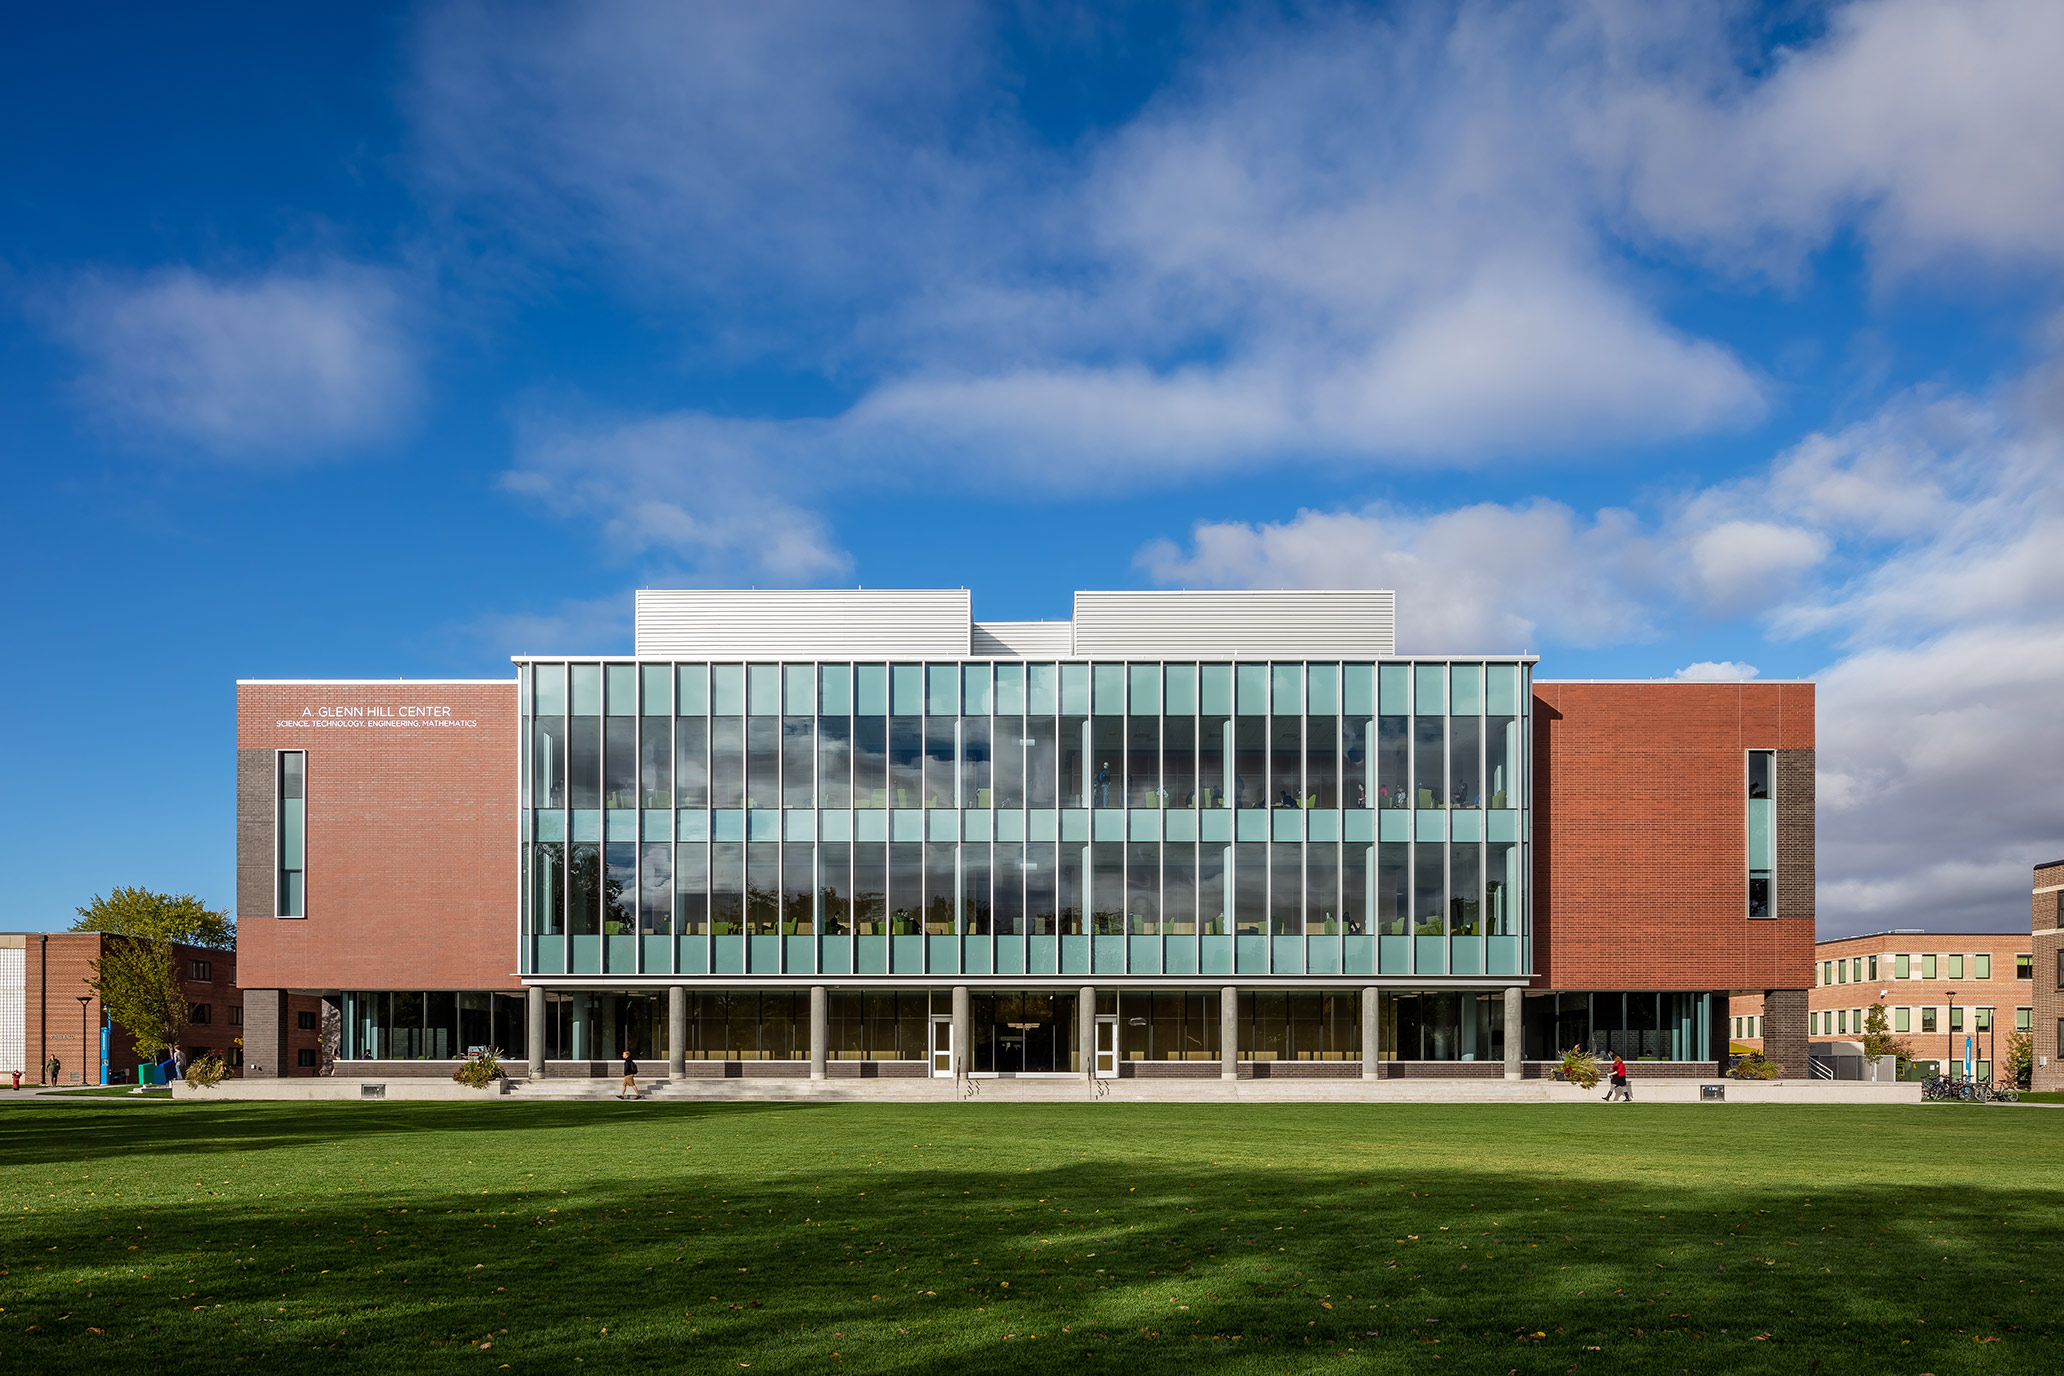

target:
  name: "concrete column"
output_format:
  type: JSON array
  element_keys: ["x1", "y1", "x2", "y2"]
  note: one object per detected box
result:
[
  {"x1": 1361, "y1": 986, "x2": 1380, "y2": 1080},
  {"x1": 1079, "y1": 986, "x2": 1096, "y2": 1078},
  {"x1": 952, "y1": 986, "x2": 970, "y2": 1079},
  {"x1": 1220, "y1": 985, "x2": 1239, "y2": 1080},
  {"x1": 668, "y1": 986, "x2": 687, "y2": 1079},
  {"x1": 1503, "y1": 986, "x2": 1523, "y2": 1081},
  {"x1": 809, "y1": 985, "x2": 829, "y2": 1080},
  {"x1": 526, "y1": 986, "x2": 546, "y2": 1077}
]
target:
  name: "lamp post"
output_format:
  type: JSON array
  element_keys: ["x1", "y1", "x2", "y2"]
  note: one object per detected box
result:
[
  {"x1": 1945, "y1": 990, "x2": 1956, "y2": 1083},
  {"x1": 75, "y1": 997, "x2": 93, "y2": 1087}
]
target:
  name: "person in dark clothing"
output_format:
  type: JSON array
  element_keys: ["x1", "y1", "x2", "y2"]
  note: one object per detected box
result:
[
  {"x1": 619, "y1": 1050, "x2": 639, "y2": 1100},
  {"x1": 1603, "y1": 1055, "x2": 1631, "y2": 1102}
]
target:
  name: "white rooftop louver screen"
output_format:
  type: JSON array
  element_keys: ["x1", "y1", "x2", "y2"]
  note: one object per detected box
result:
[
  {"x1": 635, "y1": 589, "x2": 973, "y2": 659},
  {"x1": 1071, "y1": 590, "x2": 1394, "y2": 659}
]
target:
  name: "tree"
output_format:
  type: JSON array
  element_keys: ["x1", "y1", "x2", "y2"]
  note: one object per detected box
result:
[
  {"x1": 88, "y1": 937, "x2": 186, "y2": 1060},
  {"x1": 71, "y1": 887, "x2": 233, "y2": 950},
  {"x1": 2006, "y1": 1029, "x2": 2034, "y2": 1089},
  {"x1": 1860, "y1": 1004, "x2": 1914, "y2": 1077}
]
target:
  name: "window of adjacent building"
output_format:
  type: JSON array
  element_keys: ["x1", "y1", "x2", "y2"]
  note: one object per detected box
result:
[
  {"x1": 1746, "y1": 750, "x2": 1774, "y2": 917},
  {"x1": 189, "y1": 1003, "x2": 211, "y2": 1024},
  {"x1": 1948, "y1": 1006, "x2": 1964, "y2": 1032},
  {"x1": 276, "y1": 750, "x2": 306, "y2": 917},
  {"x1": 297, "y1": 1011, "x2": 318, "y2": 1031},
  {"x1": 1836, "y1": 1009, "x2": 1846, "y2": 1034},
  {"x1": 1922, "y1": 954, "x2": 1937, "y2": 979},
  {"x1": 228, "y1": 1006, "x2": 244, "y2": 1027},
  {"x1": 2016, "y1": 953, "x2": 2032, "y2": 980},
  {"x1": 1948, "y1": 954, "x2": 1965, "y2": 980},
  {"x1": 2014, "y1": 1007, "x2": 2029, "y2": 1032},
  {"x1": 297, "y1": 1049, "x2": 318, "y2": 1067},
  {"x1": 1896, "y1": 953, "x2": 1910, "y2": 978},
  {"x1": 1750, "y1": 1016, "x2": 1759, "y2": 1038},
  {"x1": 1868, "y1": 955, "x2": 1879, "y2": 980},
  {"x1": 2058, "y1": 1020, "x2": 2064, "y2": 1061},
  {"x1": 1975, "y1": 1007, "x2": 1992, "y2": 1033},
  {"x1": 188, "y1": 960, "x2": 210, "y2": 980},
  {"x1": 1921, "y1": 1007, "x2": 1937, "y2": 1032},
  {"x1": 1894, "y1": 1007, "x2": 1910, "y2": 1032},
  {"x1": 1974, "y1": 953, "x2": 1991, "y2": 979}
]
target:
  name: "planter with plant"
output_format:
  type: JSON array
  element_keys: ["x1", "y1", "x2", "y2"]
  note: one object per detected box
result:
[
  {"x1": 1727, "y1": 1053, "x2": 1781, "y2": 1080},
  {"x1": 452, "y1": 1049, "x2": 506, "y2": 1090},
  {"x1": 183, "y1": 1054, "x2": 228, "y2": 1090},
  {"x1": 1556, "y1": 1047, "x2": 1601, "y2": 1090}
]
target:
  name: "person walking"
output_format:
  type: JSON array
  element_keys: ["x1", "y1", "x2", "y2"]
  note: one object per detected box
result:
[
  {"x1": 172, "y1": 1046, "x2": 188, "y2": 1081},
  {"x1": 1603, "y1": 1055, "x2": 1631, "y2": 1102},
  {"x1": 619, "y1": 1049, "x2": 639, "y2": 1100}
]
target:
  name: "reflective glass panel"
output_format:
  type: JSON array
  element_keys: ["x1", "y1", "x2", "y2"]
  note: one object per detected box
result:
[
  {"x1": 818, "y1": 841, "x2": 850, "y2": 935},
  {"x1": 782, "y1": 717, "x2": 814, "y2": 807},
  {"x1": 1271, "y1": 841, "x2": 1302, "y2": 935},
  {"x1": 1413, "y1": 717, "x2": 1444, "y2": 809},
  {"x1": 1126, "y1": 841, "x2": 1159, "y2": 934}
]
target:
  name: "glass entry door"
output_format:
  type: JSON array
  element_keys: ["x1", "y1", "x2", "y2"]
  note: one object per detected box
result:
[
  {"x1": 930, "y1": 1016, "x2": 955, "y2": 1076},
  {"x1": 1094, "y1": 1015, "x2": 1118, "y2": 1078}
]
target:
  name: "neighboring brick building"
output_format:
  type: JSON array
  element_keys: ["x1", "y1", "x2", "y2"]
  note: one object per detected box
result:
[
  {"x1": 0, "y1": 931, "x2": 320, "y2": 1085},
  {"x1": 2032, "y1": 858, "x2": 2064, "y2": 1092},
  {"x1": 232, "y1": 589, "x2": 1814, "y2": 1083},
  {"x1": 1733, "y1": 927, "x2": 2038, "y2": 1083}
]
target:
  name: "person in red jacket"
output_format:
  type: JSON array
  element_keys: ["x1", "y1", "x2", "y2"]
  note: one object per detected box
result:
[{"x1": 1603, "y1": 1055, "x2": 1631, "y2": 1102}]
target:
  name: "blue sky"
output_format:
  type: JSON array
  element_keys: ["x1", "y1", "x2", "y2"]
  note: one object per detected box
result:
[{"x1": 5, "y1": 1, "x2": 2062, "y2": 936}]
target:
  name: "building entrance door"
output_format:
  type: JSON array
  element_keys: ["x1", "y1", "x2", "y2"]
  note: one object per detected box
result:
[
  {"x1": 930, "y1": 1016, "x2": 956, "y2": 1077},
  {"x1": 1094, "y1": 1015, "x2": 1118, "y2": 1078}
]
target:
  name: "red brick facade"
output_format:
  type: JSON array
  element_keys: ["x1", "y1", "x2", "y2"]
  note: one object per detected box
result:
[
  {"x1": 235, "y1": 681, "x2": 520, "y2": 994},
  {"x1": 1530, "y1": 682, "x2": 1814, "y2": 995}
]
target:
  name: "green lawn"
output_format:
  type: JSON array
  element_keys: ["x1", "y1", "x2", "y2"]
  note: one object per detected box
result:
[{"x1": 2, "y1": 1099, "x2": 2055, "y2": 1374}]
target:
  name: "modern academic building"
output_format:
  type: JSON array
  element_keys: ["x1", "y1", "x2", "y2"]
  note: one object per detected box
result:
[{"x1": 233, "y1": 589, "x2": 1815, "y2": 1084}]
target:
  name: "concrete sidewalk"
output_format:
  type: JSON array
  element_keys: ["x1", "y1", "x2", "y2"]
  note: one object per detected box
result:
[{"x1": 172, "y1": 1076, "x2": 1923, "y2": 1105}]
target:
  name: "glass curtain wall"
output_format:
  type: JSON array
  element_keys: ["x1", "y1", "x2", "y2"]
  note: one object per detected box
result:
[{"x1": 519, "y1": 657, "x2": 1529, "y2": 977}]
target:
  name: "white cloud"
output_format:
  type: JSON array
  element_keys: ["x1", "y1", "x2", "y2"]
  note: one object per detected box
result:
[
  {"x1": 1674, "y1": 660, "x2": 1760, "y2": 681},
  {"x1": 1580, "y1": 0, "x2": 2064, "y2": 278},
  {"x1": 410, "y1": 0, "x2": 1000, "y2": 317},
  {"x1": 503, "y1": 412, "x2": 850, "y2": 583},
  {"x1": 1136, "y1": 500, "x2": 1653, "y2": 653},
  {"x1": 49, "y1": 263, "x2": 418, "y2": 457},
  {"x1": 410, "y1": 0, "x2": 1777, "y2": 483},
  {"x1": 1681, "y1": 521, "x2": 1829, "y2": 614},
  {"x1": 400, "y1": 0, "x2": 2064, "y2": 510}
]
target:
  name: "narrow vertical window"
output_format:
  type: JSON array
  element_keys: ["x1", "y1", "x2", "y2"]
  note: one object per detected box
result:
[
  {"x1": 277, "y1": 751, "x2": 306, "y2": 916},
  {"x1": 1747, "y1": 749, "x2": 1774, "y2": 916}
]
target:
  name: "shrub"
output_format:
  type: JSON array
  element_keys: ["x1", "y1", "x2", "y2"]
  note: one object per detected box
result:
[
  {"x1": 1557, "y1": 1047, "x2": 1601, "y2": 1090},
  {"x1": 1728, "y1": 1053, "x2": 1781, "y2": 1080},
  {"x1": 452, "y1": 1049, "x2": 506, "y2": 1089},
  {"x1": 183, "y1": 1054, "x2": 228, "y2": 1089}
]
